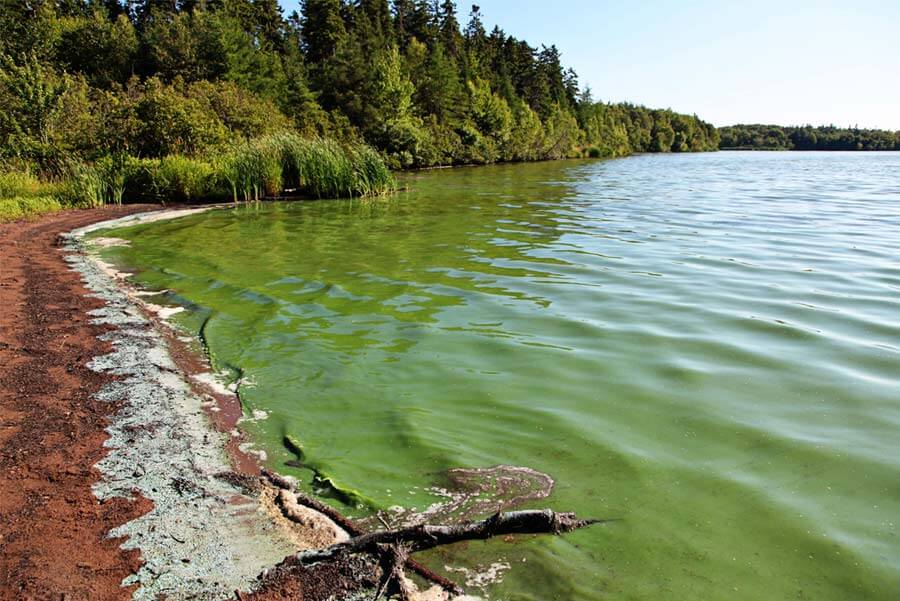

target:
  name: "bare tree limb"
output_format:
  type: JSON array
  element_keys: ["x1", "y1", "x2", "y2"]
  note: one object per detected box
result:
[
  {"x1": 296, "y1": 510, "x2": 607, "y2": 566},
  {"x1": 262, "y1": 468, "x2": 463, "y2": 594}
]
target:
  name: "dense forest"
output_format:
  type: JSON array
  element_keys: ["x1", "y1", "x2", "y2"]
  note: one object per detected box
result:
[
  {"x1": 0, "y1": 1, "x2": 720, "y2": 170},
  {"x1": 718, "y1": 124, "x2": 900, "y2": 151},
  {"x1": 0, "y1": 0, "x2": 722, "y2": 220}
]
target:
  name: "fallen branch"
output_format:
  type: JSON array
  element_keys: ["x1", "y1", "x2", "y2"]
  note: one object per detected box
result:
[
  {"x1": 263, "y1": 468, "x2": 361, "y2": 534},
  {"x1": 262, "y1": 468, "x2": 462, "y2": 594},
  {"x1": 262, "y1": 468, "x2": 611, "y2": 599},
  {"x1": 296, "y1": 509, "x2": 604, "y2": 565}
]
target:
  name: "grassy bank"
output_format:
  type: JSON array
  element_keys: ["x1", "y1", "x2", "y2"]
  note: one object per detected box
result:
[
  {"x1": 0, "y1": 171, "x2": 64, "y2": 221},
  {"x1": 0, "y1": 134, "x2": 394, "y2": 223}
]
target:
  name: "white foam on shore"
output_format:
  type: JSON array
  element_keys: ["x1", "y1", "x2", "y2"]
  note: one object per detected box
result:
[
  {"x1": 143, "y1": 302, "x2": 186, "y2": 319},
  {"x1": 91, "y1": 236, "x2": 131, "y2": 248}
]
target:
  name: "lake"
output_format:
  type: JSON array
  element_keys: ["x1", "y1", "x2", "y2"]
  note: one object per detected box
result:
[{"x1": 96, "y1": 151, "x2": 900, "y2": 600}]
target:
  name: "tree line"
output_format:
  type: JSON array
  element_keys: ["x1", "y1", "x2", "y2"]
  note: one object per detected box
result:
[
  {"x1": 0, "y1": 0, "x2": 719, "y2": 176},
  {"x1": 718, "y1": 124, "x2": 900, "y2": 151}
]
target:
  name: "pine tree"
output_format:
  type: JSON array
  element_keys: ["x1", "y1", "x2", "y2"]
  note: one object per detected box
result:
[
  {"x1": 301, "y1": 0, "x2": 346, "y2": 64},
  {"x1": 438, "y1": 0, "x2": 460, "y2": 57},
  {"x1": 359, "y1": 0, "x2": 392, "y2": 40},
  {"x1": 413, "y1": 41, "x2": 463, "y2": 124}
]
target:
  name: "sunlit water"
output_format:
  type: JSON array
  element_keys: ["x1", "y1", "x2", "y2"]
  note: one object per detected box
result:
[{"x1": 97, "y1": 152, "x2": 900, "y2": 600}]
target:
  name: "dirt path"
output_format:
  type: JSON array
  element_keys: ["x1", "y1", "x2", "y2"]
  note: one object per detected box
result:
[{"x1": 0, "y1": 206, "x2": 160, "y2": 600}]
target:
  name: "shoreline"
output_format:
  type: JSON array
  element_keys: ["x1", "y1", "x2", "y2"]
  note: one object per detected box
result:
[
  {"x1": 1, "y1": 203, "x2": 552, "y2": 600},
  {"x1": 0, "y1": 205, "x2": 355, "y2": 600},
  {"x1": 63, "y1": 207, "x2": 304, "y2": 599},
  {"x1": 67, "y1": 205, "x2": 268, "y2": 476}
]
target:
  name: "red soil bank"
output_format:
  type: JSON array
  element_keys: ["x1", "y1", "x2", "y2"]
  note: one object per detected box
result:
[{"x1": 0, "y1": 206, "x2": 159, "y2": 600}]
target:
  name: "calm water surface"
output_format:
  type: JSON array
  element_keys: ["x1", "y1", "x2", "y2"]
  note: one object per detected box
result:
[{"x1": 98, "y1": 152, "x2": 900, "y2": 600}]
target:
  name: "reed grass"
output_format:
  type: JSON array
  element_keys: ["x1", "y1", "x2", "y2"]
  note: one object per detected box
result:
[
  {"x1": 56, "y1": 161, "x2": 107, "y2": 208},
  {"x1": 96, "y1": 154, "x2": 129, "y2": 205},
  {"x1": 1, "y1": 133, "x2": 392, "y2": 218},
  {"x1": 223, "y1": 133, "x2": 394, "y2": 201},
  {"x1": 152, "y1": 156, "x2": 219, "y2": 202}
]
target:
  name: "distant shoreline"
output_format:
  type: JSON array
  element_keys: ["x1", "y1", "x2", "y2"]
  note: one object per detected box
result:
[
  {"x1": 719, "y1": 147, "x2": 900, "y2": 151},
  {"x1": 717, "y1": 124, "x2": 899, "y2": 151}
]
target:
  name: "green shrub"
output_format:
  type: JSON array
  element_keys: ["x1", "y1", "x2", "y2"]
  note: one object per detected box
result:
[
  {"x1": 0, "y1": 196, "x2": 62, "y2": 222},
  {"x1": 120, "y1": 157, "x2": 157, "y2": 201},
  {"x1": 131, "y1": 78, "x2": 230, "y2": 157},
  {"x1": 153, "y1": 155, "x2": 219, "y2": 202},
  {"x1": 0, "y1": 171, "x2": 43, "y2": 198}
]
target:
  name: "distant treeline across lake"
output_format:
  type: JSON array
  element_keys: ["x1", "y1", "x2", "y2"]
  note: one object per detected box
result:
[{"x1": 718, "y1": 124, "x2": 900, "y2": 151}]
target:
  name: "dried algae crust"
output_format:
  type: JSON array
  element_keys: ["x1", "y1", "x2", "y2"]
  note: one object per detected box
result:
[{"x1": 62, "y1": 208, "x2": 346, "y2": 600}]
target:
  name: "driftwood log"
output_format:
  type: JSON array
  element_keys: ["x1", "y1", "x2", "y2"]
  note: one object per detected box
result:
[
  {"x1": 262, "y1": 469, "x2": 608, "y2": 599},
  {"x1": 296, "y1": 509, "x2": 601, "y2": 564}
]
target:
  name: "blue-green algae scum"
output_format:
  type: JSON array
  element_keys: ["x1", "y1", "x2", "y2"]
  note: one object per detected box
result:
[{"x1": 93, "y1": 152, "x2": 899, "y2": 600}]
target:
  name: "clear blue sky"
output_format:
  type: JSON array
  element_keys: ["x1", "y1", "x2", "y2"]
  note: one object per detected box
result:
[{"x1": 278, "y1": 0, "x2": 900, "y2": 130}]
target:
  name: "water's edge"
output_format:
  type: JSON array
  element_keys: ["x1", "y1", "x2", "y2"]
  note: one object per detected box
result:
[
  {"x1": 73, "y1": 205, "x2": 565, "y2": 600},
  {"x1": 63, "y1": 208, "x2": 303, "y2": 600}
]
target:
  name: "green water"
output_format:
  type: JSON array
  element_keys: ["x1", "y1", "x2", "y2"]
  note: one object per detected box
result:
[{"x1": 96, "y1": 152, "x2": 900, "y2": 600}]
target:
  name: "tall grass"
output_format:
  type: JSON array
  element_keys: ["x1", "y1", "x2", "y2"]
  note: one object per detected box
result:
[
  {"x1": 0, "y1": 171, "x2": 43, "y2": 198},
  {"x1": 348, "y1": 143, "x2": 393, "y2": 197},
  {"x1": 223, "y1": 133, "x2": 394, "y2": 202},
  {"x1": 56, "y1": 161, "x2": 107, "y2": 208},
  {"x1": 0, "y1": 168, "x2": 67, "y2": 222},
  {"x1": 222, "y1": 139, "x2": 282, "y2": 202},
  {"x1": 152, "y1": 156, "x2": 219, "y2": 202},
  {"x1": 1, "y1": 133, "x2": 392, "y2": 222},
  {"x1": 96, "y1": 154, "x2": 129, "y2": 206}
]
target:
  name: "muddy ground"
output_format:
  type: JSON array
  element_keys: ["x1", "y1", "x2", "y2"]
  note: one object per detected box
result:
[{"x1": 0, "y1": 206, "x2": 160, "y2": 599}]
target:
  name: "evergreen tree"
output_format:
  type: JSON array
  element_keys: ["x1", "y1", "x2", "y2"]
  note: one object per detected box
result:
[
  {"x1": 301, "y1": 0, "x2": 346, "y2": 64},
  {"x1": 359, "y1": 0, "x2": 392, "y2": 40},
  {"x1": 412, "y1": 41, "x2": 463, "y2": 124},
  {"x1": 437, "y1": 0, "x2": 461, "y2": 57}
]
